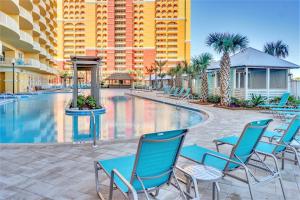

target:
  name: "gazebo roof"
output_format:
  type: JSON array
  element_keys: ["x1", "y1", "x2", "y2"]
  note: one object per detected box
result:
[
  {"x1": 69, "y1": 56, "x2": 101, "y2": 69},
  {"x1": 208, "y1": 47, "x2": 299, "y2": 70},
  {"x1": 106, "y1": 73, "x2": 133, "y2": 80}
]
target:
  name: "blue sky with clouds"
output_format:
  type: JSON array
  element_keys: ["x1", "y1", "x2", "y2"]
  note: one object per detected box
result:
[{"x1": 191, "y1": 0, "x2": 300, "y2": 76}]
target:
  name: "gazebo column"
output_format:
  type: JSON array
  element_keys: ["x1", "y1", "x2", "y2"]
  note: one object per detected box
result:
[
  {"x1": 91, "y1": 65, "x2": 100, "y2": 105},
  {"x1": 245, "y1": 67, "x2": 248, "y2": 100},
  {"x1": 73, "y1": 62, "x2": 78, "y2": 108},
  {"x1": 266, "y1": 68, "x2": 270, "y2": 100},
  {"x1": 287, "y1": 69, "x2": 291, "y2": 92}
]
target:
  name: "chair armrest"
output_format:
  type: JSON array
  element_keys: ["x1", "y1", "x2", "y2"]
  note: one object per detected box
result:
[
  {"x1": 202, "y1": 152, "x2": 246, "y2": 169},
  {"x1": 111, "y1": 169, "x2": 138, "y2": 200}
]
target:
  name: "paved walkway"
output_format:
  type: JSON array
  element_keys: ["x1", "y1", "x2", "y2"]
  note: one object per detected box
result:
[{"x1": 0, "y1": 90, "x2": 299, "y2": 200}]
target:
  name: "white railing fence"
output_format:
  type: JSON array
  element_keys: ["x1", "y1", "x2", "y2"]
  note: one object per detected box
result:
[{"x1": 290, "y1": 80, "x2": 300, "y2": 99}]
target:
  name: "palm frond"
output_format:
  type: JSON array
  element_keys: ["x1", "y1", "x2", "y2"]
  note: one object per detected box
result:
[
  {"x1": 206, "y1": 32, "x2": 248, "y2": 54},
  {"x1": 263, "y1": 40, "x2": 289, "y2": 58}
]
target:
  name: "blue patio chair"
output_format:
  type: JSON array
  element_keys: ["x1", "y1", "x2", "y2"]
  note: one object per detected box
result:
[
  {"x1": 259, "y1": 92, "x2": 290, "y2": 109},
  {"x1": 94, "y1": 129, "x2": 188, "y2": 200},
  {"x1": 214, "y1": 115, "x2": 300, "y2": 170},
  {"x1": 169, "y1": 87, "x2": 179, "y2": 96},
  {"x1": 170, "y1": 87, "x2": 185, "y2": 98},
  {"x1": 180, "y1": 88, "x2": 191, "y2": 100},
  {"x1": 180, "y1": 119, "x2": 286, "y2": 200},
  {"x1": 156, "y1": 85, "x2": 171, "y2": 96}
]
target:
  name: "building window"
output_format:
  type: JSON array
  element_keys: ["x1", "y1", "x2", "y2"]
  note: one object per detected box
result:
[
  {"x1": 270, "y1": 69, "x2": 287, "y2": 89},
  {"x1": 216, "y1": 72, "x2": 220, "y2": 87},
  {"x1": 235, "y1": 70, "x2": 245, "y2": 89},
  {"x1": 248, "y1": 68, "x2": 266, "y2": 89}
]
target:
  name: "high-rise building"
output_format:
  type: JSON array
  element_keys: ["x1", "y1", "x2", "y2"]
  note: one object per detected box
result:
[
  {"x1": 0, "y1": 0, "x2": 58, "y2": 93},
  {"x1": 57, "y1": 0, "x2": 190, "y2": 78}
]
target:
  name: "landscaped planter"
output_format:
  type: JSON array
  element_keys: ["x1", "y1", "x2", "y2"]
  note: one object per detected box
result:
[{"x1": 65, "y1": 106, "x2": 106, "y2": 144}]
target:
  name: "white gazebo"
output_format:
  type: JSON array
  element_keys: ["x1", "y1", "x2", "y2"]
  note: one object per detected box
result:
[{"x1": 207, "y1": 47, "x2": 299, "y2": 100}]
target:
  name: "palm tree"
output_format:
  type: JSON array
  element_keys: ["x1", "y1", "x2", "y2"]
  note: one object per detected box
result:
[
  {"x1": 145, "y1": 65, "x2": 155, "y2": 87},
  {"x1": 263, "y1": 40, "x2": 289, "y2": 58},
  {"x1": 181, "y1": 61, "x2": 194, "y2": 90},
  {"x1": 174, "y1": 63, "x2": 183, "y2": 87},
  {"x1": 192, "y1": 53, "x2": 213, "y2": 102},
  {"x1": 60, "y1": 71, "x2": 69, "y2": 88},
  {"x1": 155, "y1": 60, "x2": 167, "y2": 89},
  {"x1": 206, "y1": 33, "x2": 248, "y2": 106},
  {"x1": 167, "y1": 67, "x2": 177, "y2": 87}
]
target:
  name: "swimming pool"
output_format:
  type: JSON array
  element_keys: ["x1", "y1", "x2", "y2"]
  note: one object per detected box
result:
[{"x1": 0, "y1": 89, "x2": 204, "y2": 143}]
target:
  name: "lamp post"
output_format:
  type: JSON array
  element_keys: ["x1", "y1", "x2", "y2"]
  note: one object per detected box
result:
[{"x1": 11, "y1": 58, "x2": 15, "y2": 94}]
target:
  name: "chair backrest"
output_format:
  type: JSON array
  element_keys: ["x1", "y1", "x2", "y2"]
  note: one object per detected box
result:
[
  {"x1": 226, "y1": 119, "x2": 272, "y2": 170},
  {"x1": 274, "y1": 115, "x2": 300, "y2": 153},
  {"x1": 184, "y1": 88, "x2": 191, "y2": 96},
  {"x1": 164, "y1": 85, "x2": 171, "y2": 93},
  {"x1": 171, "y1": 87, "x2": 179, "y2": 95},
  {"x1": 130, "y1": 129, "x2": 187, "y2": 191},
  {"x1": 177, "y1": 88, "x2": 185, "y2": 96},
  {"x1": 167, "y1": 86, "x2": 175, "y2": 94},
  {"x1": 278, "y1": 92, "x2": 289, "y2": 106}
]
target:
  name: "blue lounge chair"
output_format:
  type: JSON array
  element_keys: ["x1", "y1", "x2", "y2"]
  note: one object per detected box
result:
[
  {"x1": 156, "y1": 85, "x2": 172, "y2": 96},
  {"x1": 169, "y1": 87, "x2": 179, "y2": 96},
  {"x1": 180, "y1": 119, "x2": 286, "y2": 200},
  {"x1": 214, "y1": 116, "x2": 300, "y2": 170},
  {"x1": 180, "y1": 88, "x2": 191, "y2": 100},
  {"x1": 258, "y1": 92, "x2": 290, "y2": 109},
  {"x1": 94, "y1": 129, "x2": 188, "y2": 200},
  {"x1": 170, "y1": 87, "x2": 185, "y2": 98}
]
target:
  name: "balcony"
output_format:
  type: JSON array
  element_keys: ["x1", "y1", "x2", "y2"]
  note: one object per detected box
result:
[
  {"x1": 22, "y1": 58, "x2": 41, "y2": 70},
  {"x1": 32, "y1": 4, "x2": 40, "y2": 20},
  {"x1": 0, "y1": 11, "x2": 20, "y2": 42},
  {"x1": 39, "y1": 16, "x2": 46, "y2": 30},
  {"x1": 1, "y1": 0, "x2": 19, "y2": 15},
  {"x1": 19, "y1": 6, "x2": 33, "y2": 30},
  {"x1": 45, "y1": 26, "x2": 51, "y2": 36},
  {"x1": 39, "y1": 31, "x2": 47, "y2": 44},
  {"x1": 20, "y1": 30, "x2": 33, "y2": 46},
  {"x1": 32, "y1": 41, "x2": 40, "y2": 52},
  {"x1": 39, "y1": 0, "x2": 46, "y2": 16},
  {"x1": 46, "y1": 12, "x2": 50, "y2": 23},
  {"x1": 40, "y1": 47, "x2": 47, "y2": 57},
  {"x1": 33, "y1": 23, "x2": 40, "y2": 37}
]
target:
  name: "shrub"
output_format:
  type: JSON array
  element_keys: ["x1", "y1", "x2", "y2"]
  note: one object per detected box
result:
[
  {"x1": 207, "y1": 95, "x2": 221, "y2": 104},
  {"x1": 250, "y1": 94, "x2": 266, "y2": 107},
  {"x1": 230, "y1": 97, "x2": 240, "y2": 107},
  {"x1": 77, "y1": 95, "x2": 86, "y2": 108},
  {"x1": 288, "y1": 96, "x2": 300, "y2": 106},
  {"x1": 76, "y1": 95, "x2": 100, "y2": 109},
  {"x1": 270, "y1": 96, "x2": 281, "y2": 104}
]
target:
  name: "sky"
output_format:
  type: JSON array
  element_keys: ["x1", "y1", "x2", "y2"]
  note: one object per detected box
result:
[{"x1": 191, "y1": 0, "x2": 300, "y2": 77}]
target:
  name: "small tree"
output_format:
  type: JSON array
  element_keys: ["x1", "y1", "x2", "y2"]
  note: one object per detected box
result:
[
  {"x1": 207, "y1": 32, "x2": 248, "y2": 106},
  {"x1": 155, "y1": 60, "x2": 167, "y2": 89},
  {"x1": 60, "y1": 71, "x2": 69, "y2": 88},
  {"x1": 192, "y1": 53, "x2": 213, "y2": 102},
  {"x1": 167, "y1": 67, "x2": 177, "y2": 87},
  {"x1": 174, "y1": 63, "x2": 183, "y2": 87},
  {"x1": 263, "y1": 40, "x2": 289, "y2": 58},
  {"x1": 145, "y1": 65, "x2": 155, "y2": 87}
]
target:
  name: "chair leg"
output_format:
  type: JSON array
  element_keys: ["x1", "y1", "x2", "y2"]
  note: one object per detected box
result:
[
  {"x1": 278, "y1": 176, "x2": 287, "y2": 200},
  {"x1": 172, "y1": 170, "x2": 188, "y2": 200},
  {"x1": 215, "y1": 142, "x2": 220, "y2": 152},
  {"x1": 244, "y1": 169, "x2": 254, "y2": 200},
  {"x1": 281, "y1": 152, "x2": 285, "y2": 170},
  {"x1": 94, "y1": 161, "x2": 105, "y2": 200}
]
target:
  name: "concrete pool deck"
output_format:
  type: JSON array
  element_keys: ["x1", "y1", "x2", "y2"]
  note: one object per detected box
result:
[{"x1": 0, "y1": 90, "x2": 299, "y2": 200}]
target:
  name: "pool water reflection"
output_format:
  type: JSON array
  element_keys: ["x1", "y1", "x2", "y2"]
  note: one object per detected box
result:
[{"x1": 0, "y1": 89, "x2": 204, "y2": 143}]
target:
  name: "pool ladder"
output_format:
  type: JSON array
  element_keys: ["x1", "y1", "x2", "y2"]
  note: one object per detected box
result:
[{"x1": 91, "y1": 111, "x2": 97, "y2": 148}]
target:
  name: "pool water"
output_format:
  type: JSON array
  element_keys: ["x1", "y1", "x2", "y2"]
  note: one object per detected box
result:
[{"x1": 0, "y1": 89, "x2": 203, "y2": 143}]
